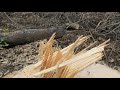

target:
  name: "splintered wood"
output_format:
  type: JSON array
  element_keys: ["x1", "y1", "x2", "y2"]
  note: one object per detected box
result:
[{"x1": 5, "y1": 33, "x2": 118, "y2": 78}]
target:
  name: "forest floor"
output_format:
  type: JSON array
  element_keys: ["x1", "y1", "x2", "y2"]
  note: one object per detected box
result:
[{"x1": 0, "y1": 12, "x2": 120, "y2": 77}]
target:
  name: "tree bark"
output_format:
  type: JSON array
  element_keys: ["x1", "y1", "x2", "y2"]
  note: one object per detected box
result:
[{"x1": 0, "y1": 27, "x2": 66, "y2": 47}]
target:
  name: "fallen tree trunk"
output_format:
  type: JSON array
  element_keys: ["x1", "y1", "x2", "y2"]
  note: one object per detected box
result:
[{"x1": 0, "y1": 27, "x2": 66, "y2": 47}]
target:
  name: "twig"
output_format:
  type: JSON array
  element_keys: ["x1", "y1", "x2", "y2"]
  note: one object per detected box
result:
[
  {"x1": 95, "y1": 21, "x2": 103, "y2": 30},
  {"x1": 100, "y1": 22, "x2": 120, "y2": 29},
  {"x1": 107, "y1": 31, "x2": 118, "y2": 59},
  {"x1": 105, "y1": 24, "x2": 120, "y2": 35},
  {"x1": 95, "y1": 15, "x2": 111, "y2": 29},
  {"x1": 84, "y1": 20, "x2": 96, "y2": 42},
  {"x1": 102, "y1": 14, "x2": 111, "y2": 26},
  {"x1": 38, "y1": 12, "x2": 50, "y2": 21},
  {"x1": 4, "y1": 12, "x2": 24, "y2": 29},
  {"x1": 64, "y1": 12, "x2": 72, "y2": 23},
  {"x1": 4, "y1": 12, "x2": 18, "y2": 25},
  {"x1": 73, "y1": 12, "x2": 85, "y2": 23},
  {"x1": 46, "y1": 13, "x2": 60, "y2": 24},
  {"x1": 103, "y1": 50, "x2": 108, "y2": 65}
]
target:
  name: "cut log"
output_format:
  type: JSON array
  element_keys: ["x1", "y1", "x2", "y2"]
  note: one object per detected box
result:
[
  {"x1": 0, "y1": 27, "x2": 66, "y2": 47},
  {"x1": 74, "y1": 63, "x2": 120, "y2": 78}
]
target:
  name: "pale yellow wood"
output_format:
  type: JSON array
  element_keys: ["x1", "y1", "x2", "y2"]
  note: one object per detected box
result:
[{"x1": 74, "y1": 64, "x2": 120, "y2": 78}]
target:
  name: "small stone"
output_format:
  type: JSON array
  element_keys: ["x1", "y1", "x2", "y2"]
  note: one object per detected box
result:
[
  {"x1": 117, "y1": 58, "x2": 120, "y2": 61},
  {"x1": 109, "y1": 59, "x2": 114, "y2": 63},
  {"x1": 117, "y1": 67, "x2": 120, "y2": 71},
  {"x1": 66, "y1": 23, "x2": 80, "y2": 30}
]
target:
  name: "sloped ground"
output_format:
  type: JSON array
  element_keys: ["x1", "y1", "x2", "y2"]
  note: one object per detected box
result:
[{"x1": 0, "y1": 12, "x2": 120, "y2": 77}]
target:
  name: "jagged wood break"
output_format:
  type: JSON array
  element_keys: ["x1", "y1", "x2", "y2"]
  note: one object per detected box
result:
[{"x1": 4, "y1": 33, "x2": 110, "y2": 78}]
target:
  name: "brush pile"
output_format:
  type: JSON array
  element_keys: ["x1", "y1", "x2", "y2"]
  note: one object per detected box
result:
[{"x1": 5, "y1": 33, "x2": 119, "y2": 78}]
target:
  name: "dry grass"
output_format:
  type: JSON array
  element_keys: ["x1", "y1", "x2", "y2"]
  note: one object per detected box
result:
[{"x1": 4, "y1": 33, "x2": 109, "y2": 78}]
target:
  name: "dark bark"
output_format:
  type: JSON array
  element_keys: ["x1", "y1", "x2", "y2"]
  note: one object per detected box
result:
[{"x1": 0, "y1": 27, "x2": 67, "y2": 47}]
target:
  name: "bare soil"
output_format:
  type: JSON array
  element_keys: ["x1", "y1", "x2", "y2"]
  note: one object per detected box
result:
[{"x1": 0, "y1": 12, "x2": 120, "y2": 77}]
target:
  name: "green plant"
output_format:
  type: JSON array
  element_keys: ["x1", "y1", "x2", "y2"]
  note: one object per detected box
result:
[
  {"x1": 0, "y1": 38, "x2": 9, "y2": 48},
  {"x1": 0, "y1": 26, "x2": 9, "y2": 48}
]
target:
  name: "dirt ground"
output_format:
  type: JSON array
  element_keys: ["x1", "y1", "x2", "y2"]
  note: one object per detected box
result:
[{"x1": 0, "y1": 12, "x2": 120, "y2": 77}]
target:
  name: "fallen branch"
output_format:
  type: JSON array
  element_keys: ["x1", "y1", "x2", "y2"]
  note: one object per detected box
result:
[{"x1": 0, "y1": 27, "x2": 66, "y2": 47}]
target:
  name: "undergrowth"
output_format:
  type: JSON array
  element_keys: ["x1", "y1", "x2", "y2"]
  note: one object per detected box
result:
[{"x1": 0, "y1": 38, "x2": 9, "y2": 48}]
